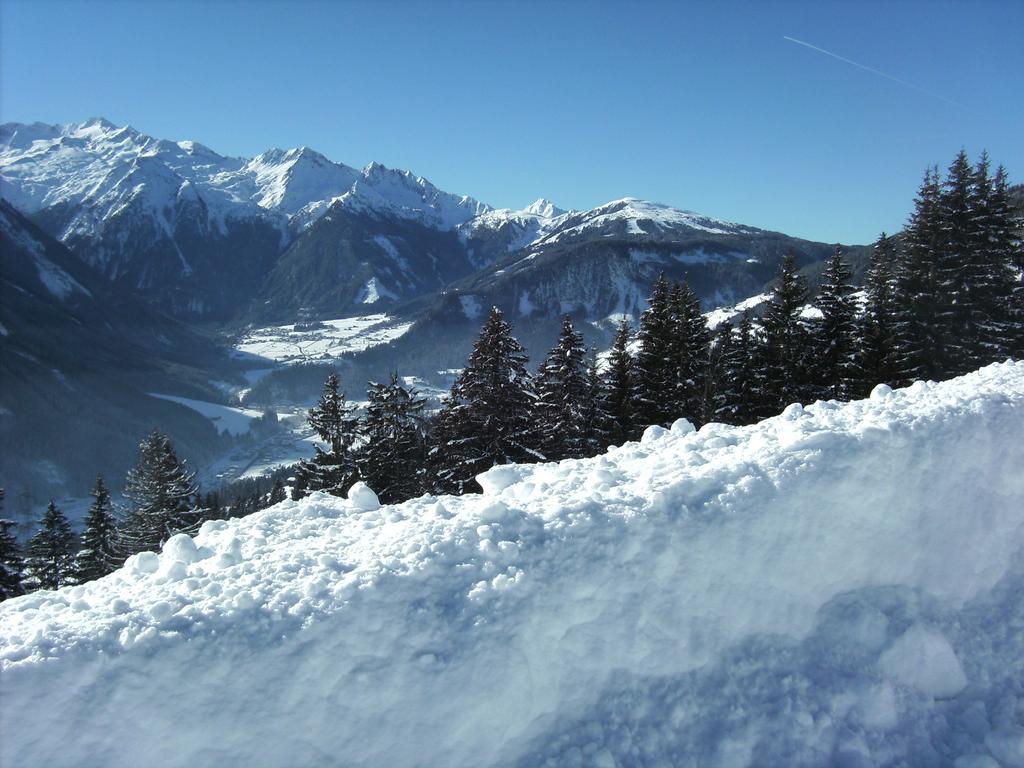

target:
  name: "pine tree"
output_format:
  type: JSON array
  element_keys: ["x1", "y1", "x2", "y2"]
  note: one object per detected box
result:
[
  {"x1": 0, "y1": 489, "x2": 26, "y2": 600},
  {"x1": 430, "y1": 307, "x2": 540, "y2": 494},
  {"x1": 268, "y1": 478, "x2": 287, "y2": 506},
  {"x1": 855, "y1": 233, "x2": 899, "y2": 396},
  {"x1": 119, "y1": 430, "x2": 200, "y2": 558},
  {"x1": 535, "y1": 316, "x2": 589, "y2": 460},
  {"x1": 580, "y1": 351, "x2": 613, "y2": 455},
  {"x1": 936, "y1": 150, "x2": 980, "y2": 375},
  {"x1": 24, "y1": 501, "x2": 76, "y2": 591},
  {"x1": 893, "y1": 167, "x2": 945, "y2": 385},
  {"x1": 633, "y1": 274, "x2": 677, "y2": 428},
  {"x1": 603, "y1": 318, "x2": 636, "y2": 444},
  {"x1": 357, "y1": 373, "x2": 428, "y2": 504},
  {"x1": 300, "y1": 373, "x2": 360, "y2": 497},
  {"x1": 811, "y1": 246, "x2": 858, "y2": 400},
  {"x1": 974, "y1": 162, "x2": 1023, "y2": 360},
  {"x1": 75, "y1": 475, "x2": 119, "y2": 582},
  {"x1": 671, "y1": 281, "x2": 712, "y2": 424},
  {"x1": 732, "y1": 311, "x2": 768, "y2": 423},
  {"x1": 761, "y1": 255, "x2": 812, "y2": 411},
  {"x1": 708, "y1": 320, "x2": 741, "y2": 424}
]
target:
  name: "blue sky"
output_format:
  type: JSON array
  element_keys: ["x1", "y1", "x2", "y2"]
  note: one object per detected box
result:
[{"x1": 2, "y1": 0, "x2": 1021, "y2": 244}]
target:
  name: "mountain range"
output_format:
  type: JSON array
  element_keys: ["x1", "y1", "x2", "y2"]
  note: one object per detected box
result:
[{"x1": 1, "y1": 117, "x2": 877, "y2": 499}]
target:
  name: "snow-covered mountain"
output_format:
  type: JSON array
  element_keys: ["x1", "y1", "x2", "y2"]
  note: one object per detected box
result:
[
  {"x1": 0, "y1": 119, "x2": 490, "y2": 317},
  {"x1": 0, "y1": 200, "x2": 229, "y2": 497},
  {"x1": 3, "y1": 362, "x2": 1023, "y2": 767}
]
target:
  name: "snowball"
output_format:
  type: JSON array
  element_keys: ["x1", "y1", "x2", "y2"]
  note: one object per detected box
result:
[
  {"x1": 476, "y1": 464, "x2": 524, "y2": 494},
  {"x1": 670, "y1": 418, "x2": 695, "y2": 435},
  {"x1": 148, "y1": 601, "x2": 174, "y2": 621},
  {"x1": 870, "y1": 383, "x2": 893, "y2": 401},
  {"x1": 162, "y1": 533, "x2": 199, "y2": 564},
  {"x1": 879, "y1": 624, "x2": 967, "y2": 699},
  {"x1": 641, "y1": 424, "x2": 667, "y2": 443},
  {"x1": 347, "y1": 482, "x2": 380, "y2": 511},
  {"x1": 108, "y1": 598, "x2": 131, "y2": 615},
  {"x1": 128, "y1": 551, "x2": 160, "y2": 575},
  {"x1": 781, "y1": 402, "x2": 804, "y2": 419}
]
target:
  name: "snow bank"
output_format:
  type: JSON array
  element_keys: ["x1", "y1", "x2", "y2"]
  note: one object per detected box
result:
[{"x1": 3, "y1": 362, "x2": 1024, "y2": 768}]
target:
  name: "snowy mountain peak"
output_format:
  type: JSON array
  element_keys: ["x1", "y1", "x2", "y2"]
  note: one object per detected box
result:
[
  {"x1": 523, "y1": 198, "x2": 565, "y2": 218},
  {"x1": 0, "y1": 119, "x2": 490, "y2": 232}
]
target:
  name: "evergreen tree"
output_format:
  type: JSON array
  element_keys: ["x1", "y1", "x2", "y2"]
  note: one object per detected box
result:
[
  {"x1": 671, "y1": 281, "x2": 713, "y2": 423},
  {"x1": 603, "y1": 318, "x2": 636, "y2": 444},
  {"x1": 300, "y1": 373, "x2": 360, "y2": 497},
  {"x1": 856, "y1": 233, "x2": 899, "y2": 396},
  {"x1": 761, "y1": 255, "x2": 812, "y2": 411},
  {"x1": 119, "y1": 430, "x2": 200, "y2": 558},
  {"x1": 580, "y1": 351, "x2": 613, "y2": 455},
  {"x1": 430, "y1": 307, "x2": 540, "y2": 494},
  {"x1": 811, "y1": 246, "x2": 858, "y2": 400},
  {"x1": 357, "y1": 373, "x2": 428, "y2": 504},
  {"x1": 633, "y1": 275, "x2": 677, "y2": 428},
  {"x1": 75, "y1": 475, "x2": 119, "y2": 582},
  {"x1": 24, "y1": 501, "x2": 76, "y2": 591},
  {"x1": 936, "y1": 150, "x2": 980, "y2": 375},
  {"x1": 0, "y1": 489, "x2": 26, "y2": 600},
  {"x1": 535, "y1": 316, "x2": 589, "y2": 460},
  {"x1": 732, "y1": 311, "x2": 768, "y2": 423},
  {"x1": 267, "y1": 478, "x2": 287, "y2": 506},
  {"x1": 974, "y1": 162, "x2": 1023, "y2": 360},
  {"x1": 893, "y1": 168, "x2": 945, "y2": 385},
  {"x1": 708, "y1": 320, "x2": 742, "y2": 424}
]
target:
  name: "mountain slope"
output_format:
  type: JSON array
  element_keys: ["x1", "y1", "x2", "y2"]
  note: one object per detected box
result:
[
  {"x1": 2, "y1": 362, "x2": 1022, "y2": 767},
  {"x1": 0, "y1": 200, "x2": 229, "y2": 498}
]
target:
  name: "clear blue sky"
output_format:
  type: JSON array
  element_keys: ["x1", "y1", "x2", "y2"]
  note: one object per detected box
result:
[{"x1": 2, "y1": 0, "x2": 1021, "y2": 244}]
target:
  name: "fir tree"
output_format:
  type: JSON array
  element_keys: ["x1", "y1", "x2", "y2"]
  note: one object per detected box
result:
[
  {"x1": 811, "y1": 246, "x2": 858, "y2": 400},
  {"x1": 936, "y1": 150, "x2": 980, "y2": 375},
  {"x1": 535, "y1": 316, "x2": 589, "y2": 460},
  {"x1": 731, "y1": 312, "x2": 768, "y2": 423},
  {"x1": 0, "y1": 489, "x2": 25, "y2": 600},
  {"x1": 300, "y1": 373, "x2": 360, "y2": 497},
  {"x1": 119, "y1": 430, "x2": 200, "y2": 558},
  {"x1": 975, "y1": 162, "x2": 1023, "y2": 360},
  {"x1": 75, "y1": 475, "x2": 118, "y2": 582},
  {"x1": 671, "y1": 281, "x2": 712, "y2": 424},
  {"x1": 633, "y1": 274, "x2": 677, "y2": 428},
  {"x1": 357, "y1": 373, "x2": 428, "y2": 504},
  {"x1": 856, "y1": 233, "x2": 899, "y2": 396},
  {"x1": 603, "y1": 318, "x2": 636, "y2": 444},
  {"x1": 893, "y1": 167, "x2": 945, "y2": 385},
  {"x1": 430, "y1": 307, "x2": 540, "y2": 494},
  {"x1": 24, "y1": 501, "x2": 76, "y2": 591},
  {"x1": 268, "y1": 478, "x2": 287, "y2": 506},
  {"x1": 580, "y1": 351, "x2": 613, "y2": 455},
  {"x1": 708, "y1": 320, "x2": 741, "y2": 424},
  {"x1": 761, "y1": 255, "x2": 812, "y2": 411}
]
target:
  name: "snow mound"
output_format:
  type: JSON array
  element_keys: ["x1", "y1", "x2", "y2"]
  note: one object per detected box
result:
[{"x1": 3, "y1": 362, "x2": 1024, "y2": 768}]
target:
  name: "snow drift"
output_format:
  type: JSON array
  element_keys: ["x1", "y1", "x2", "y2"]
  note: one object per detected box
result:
[{"x1": 3, "y1": 362, "x2": 1024, "y2": 768}]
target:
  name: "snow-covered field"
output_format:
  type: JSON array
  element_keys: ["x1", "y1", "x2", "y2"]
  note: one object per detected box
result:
[
  {"x1": 3, "y1": 362, "x2": 1024, "y2": 767},
  {"x1": 148, "y1": 393, "x2": 266, "y2": 436},
  {"x1": 234, "y1": 313, "x2": 413, "y2": 365}
]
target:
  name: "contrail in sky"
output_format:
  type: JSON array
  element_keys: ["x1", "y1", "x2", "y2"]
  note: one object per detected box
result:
[{"x1": 782, "y1": 35, "x2": 972, "y2": 112}]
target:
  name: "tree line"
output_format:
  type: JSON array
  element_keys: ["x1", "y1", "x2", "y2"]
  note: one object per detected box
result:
[{"x1": 1, "y1": 149, "x2": 1019, "y2": 600}]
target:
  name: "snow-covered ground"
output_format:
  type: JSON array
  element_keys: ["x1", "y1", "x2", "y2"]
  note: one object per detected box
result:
[
  {"x1": 147, "y1": 393, "x2": 267, "y2": 436},
  {"x1": 234, "y1": 313, "x2": 413, "y2": 365},
  {"x1": 2, "y1": 362, "x2": 1024, "y2": 768}
]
